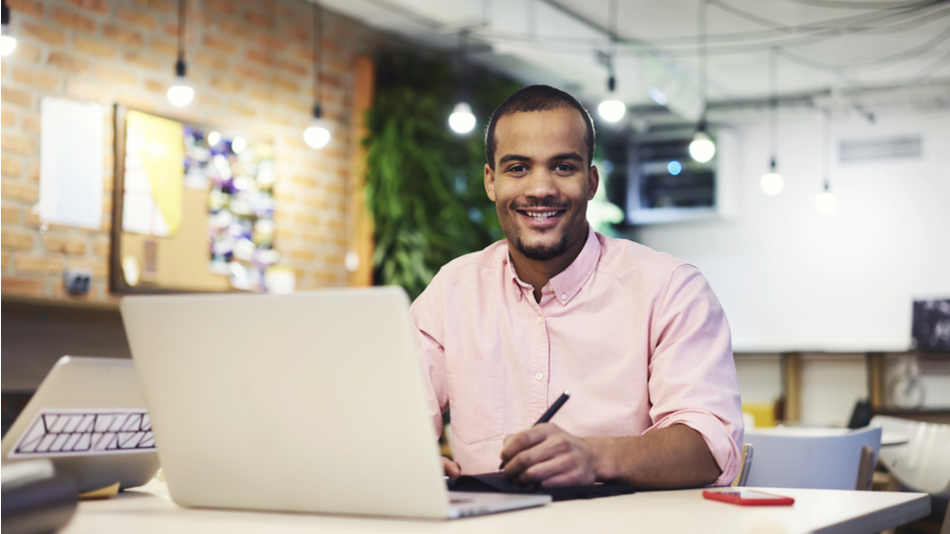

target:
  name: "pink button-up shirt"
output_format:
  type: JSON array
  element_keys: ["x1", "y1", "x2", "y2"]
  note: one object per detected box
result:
[{"x1": 410, "y1": 226, "x2": 743, "y2": 485}]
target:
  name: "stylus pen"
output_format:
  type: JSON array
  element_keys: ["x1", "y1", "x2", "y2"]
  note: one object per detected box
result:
[{"x1": 499, "y1": 390, "x2": 571, "y2": 469}]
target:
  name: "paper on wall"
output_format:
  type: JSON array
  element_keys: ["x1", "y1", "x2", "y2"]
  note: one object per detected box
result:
[
  {"x1": 38, "y1": 97, "x2": 105, "y2": 230},
  {"x1": 122, "y1": 110, "x2": 183, "y2": 237}
]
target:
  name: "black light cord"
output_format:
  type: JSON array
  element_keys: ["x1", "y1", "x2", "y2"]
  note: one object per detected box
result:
[
  {"x1": 698, "y1": 0, "x2": 709, "y2": 116},
  {"x1": 312, "y1": 0, "x2": 323, "y2": 118},
  {"x1": 769, "y1": 46, "x2": 779, "y2": 170},
  {"x1": 177, "y1": 0, "x2": 185, "y2": 62}
]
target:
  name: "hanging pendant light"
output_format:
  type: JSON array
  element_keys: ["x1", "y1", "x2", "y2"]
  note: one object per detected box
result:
[
  {"x1": 448, "y1": 31, "x2": 476, "y2": 135},
  {"x1": 761, "y1": 47, "x2": 783, "y2": 195},
  {"x1": 167, "y1": 0, "x2": 194, "y2": 107},
  {"x1": 597, "y1": 0, "x2": 625, "y2": 123},
  {"x1": 690, "y1": 1, "x2": 716, "y2": 163},
  {"x1": 1, "y1": 0, "x2": 17, "y2": 57},
  {"x1": 304, "y1": 0, "x2": 331, "y2": 149}
]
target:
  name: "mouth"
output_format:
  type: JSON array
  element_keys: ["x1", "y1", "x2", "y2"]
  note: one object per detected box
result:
[
  {"x1": 518, "y1": 210, "x2": 562, "y2": 221},
  {"x1": 514, "y1": 207, "x2": 567, "y2": 227}
]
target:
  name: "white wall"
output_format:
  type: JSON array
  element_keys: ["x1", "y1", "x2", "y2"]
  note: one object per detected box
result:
[{"x1": 635, "y1": 105, "x2": 950, "y2": 352}]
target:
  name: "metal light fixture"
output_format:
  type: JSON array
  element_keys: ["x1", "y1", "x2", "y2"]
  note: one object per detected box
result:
[
  {"x1": 761, "y1": 47, "x2": 783, "y2": 196},
  {"x1": 167, "y1": 0, "x2": 194, "y2": 107},
  {"x1": 304, "y1": 0, "x2": 331, "y2": 149},
  {"x1": 597, "y1": 0, "x2": 625, "y2": 123},
  {"x1": 1, "y1": 0, "x2": 18, "y2": 57},
  {"x1": 690, "y1": 0, "x2": 716, "y2": 163}
]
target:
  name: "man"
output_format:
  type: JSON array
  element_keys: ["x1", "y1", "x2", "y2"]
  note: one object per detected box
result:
[{"x1": 410, "y1": 85, "x2": 743, "y2": 489}]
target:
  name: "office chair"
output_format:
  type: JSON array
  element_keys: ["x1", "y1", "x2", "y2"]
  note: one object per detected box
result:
[
  {"x1": 741, "y1": 426, "x2": 881, "y2": 490},
  {"x1": 731, "y1": 443, "x2": 753, "y2": 487}
]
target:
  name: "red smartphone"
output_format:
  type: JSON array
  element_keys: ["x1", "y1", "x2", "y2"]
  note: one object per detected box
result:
[{"x1": 702, "y1": 489, "x2": 795, "y2": 506}]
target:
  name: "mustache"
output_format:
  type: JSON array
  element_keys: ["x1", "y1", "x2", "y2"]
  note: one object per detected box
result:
[{"x1": 511, "y1": 201, "x2": 570, "y2": 210}]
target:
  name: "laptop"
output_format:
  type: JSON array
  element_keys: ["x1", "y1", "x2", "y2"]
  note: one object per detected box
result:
[
  {"x1": 120, "y1": 287, "x2": 550, "y2": 519},
  {"x1": 1, "y1": 356, "x2": 161, "y2": 493}
]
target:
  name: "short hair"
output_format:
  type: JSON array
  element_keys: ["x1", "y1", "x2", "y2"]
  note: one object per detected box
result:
[{"x1": 485, "y1": 85, "x2": 595, "y2": 170}]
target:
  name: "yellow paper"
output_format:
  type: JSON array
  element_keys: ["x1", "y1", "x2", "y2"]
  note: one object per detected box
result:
[{"x1": 124, "y1": 110, "x2": 183, "y2": 237}]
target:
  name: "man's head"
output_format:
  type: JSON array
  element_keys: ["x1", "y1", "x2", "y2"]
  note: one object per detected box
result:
[
  {"x1": 483, "y1": 86, "x2": 599, "y2": 268},
  {"x1": 485, "y1": 85, "x2": 595, "y2": 171}
]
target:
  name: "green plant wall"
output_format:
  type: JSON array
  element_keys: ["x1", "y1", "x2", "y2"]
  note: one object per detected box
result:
[{"x1": 364, "y1": 54, "x2": 521, "y2": 299}]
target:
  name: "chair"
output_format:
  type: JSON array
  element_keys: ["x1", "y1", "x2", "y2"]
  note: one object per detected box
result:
[
  {"x1": 741, "y1": 425, "x2": 882, "y2": 490},
  {"x1": 731, "y1": 443, "x2": 754, "y2": 487}
]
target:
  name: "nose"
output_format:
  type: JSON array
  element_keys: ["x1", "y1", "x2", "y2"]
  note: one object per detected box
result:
[{"x1": 524, "y1": 169, "x2": 558, "y2": 200}]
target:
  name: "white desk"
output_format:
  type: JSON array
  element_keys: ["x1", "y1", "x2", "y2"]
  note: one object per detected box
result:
[{"x1": 60, "y1": 480, "x2": 930, "y2": 534}]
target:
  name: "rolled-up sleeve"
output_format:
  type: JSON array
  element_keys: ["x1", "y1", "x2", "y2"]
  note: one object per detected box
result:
[
  {"x1": 409, "y1": 279, "x2": 450, "y2": 440},
  {"x1": 645, "y1": 264, "x2": 744, "y2": 486}
]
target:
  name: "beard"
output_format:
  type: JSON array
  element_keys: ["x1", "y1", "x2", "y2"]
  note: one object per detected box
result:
[{"x1": 513, "y1": 232, "x2": 569, "y2": 261}]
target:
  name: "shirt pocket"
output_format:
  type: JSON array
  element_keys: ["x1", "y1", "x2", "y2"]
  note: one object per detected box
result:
[{"x1": 445, "y1": 358, "x2": 506, "y2": 445}]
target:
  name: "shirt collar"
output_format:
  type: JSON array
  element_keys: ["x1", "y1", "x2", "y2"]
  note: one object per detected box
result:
[{"x1": 505, "y1": 224, "x2": 601, "y2": 305}]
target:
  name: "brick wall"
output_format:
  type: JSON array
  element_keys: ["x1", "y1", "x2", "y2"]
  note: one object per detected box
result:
[{"x1": 1, "y1": 0, "x2": 383, "y2": 302}]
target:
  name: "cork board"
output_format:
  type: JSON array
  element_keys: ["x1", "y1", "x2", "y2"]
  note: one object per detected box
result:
[{"x1": 110, "y1": 105, "x2": 276, "y2": 294}]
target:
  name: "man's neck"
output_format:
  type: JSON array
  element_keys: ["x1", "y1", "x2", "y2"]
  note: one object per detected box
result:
[{"x1": 508, "y1": 238, "x2": 587, "y2": 303}]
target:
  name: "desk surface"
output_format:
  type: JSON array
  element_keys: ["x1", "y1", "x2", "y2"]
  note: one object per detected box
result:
[{"x1": 61, "y1": 480, "x2": 929, "y2": 534}]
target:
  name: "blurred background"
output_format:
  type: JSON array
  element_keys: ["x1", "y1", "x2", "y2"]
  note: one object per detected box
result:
[{"x1": 1, "y1": 0, "x2": 948, "y2": 476}]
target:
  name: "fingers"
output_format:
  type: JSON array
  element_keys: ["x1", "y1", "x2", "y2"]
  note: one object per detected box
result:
[
  {"x1": 442, "y1": 456, "x2": 461, "y2": 478},
  {"x1": 501, "y1": 425, "x2": 597, "y2": 488},
  {"x1": 500, "y1": 423, "x2": 560, "y2": 466}
]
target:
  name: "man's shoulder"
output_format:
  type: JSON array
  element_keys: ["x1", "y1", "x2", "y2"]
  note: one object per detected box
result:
[
  {"x1": 434, "y1": 239, "x2": 509, "y2": 278},
  {"x1": 596, "y1": 232, "x2": 690, "y2": 277}
]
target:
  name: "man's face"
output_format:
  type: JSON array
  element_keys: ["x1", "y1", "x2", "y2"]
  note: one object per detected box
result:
[{"x1": 485, "y1": 107, "x2": 598, "y2": 263}]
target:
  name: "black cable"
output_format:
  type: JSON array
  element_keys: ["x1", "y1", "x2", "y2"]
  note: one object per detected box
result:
[
  {"x1": 699, "y1": 0, "x2": 708, "y2": 110},
  {"x1": 312, "y1": 0, "x2": 322, "y2": 113},
  {"x1": 769, "y1": 47, "x2": 779, "y2": 167},
  {"x1": 177, "y1": 0, "x2": 185, "y2": 62}
]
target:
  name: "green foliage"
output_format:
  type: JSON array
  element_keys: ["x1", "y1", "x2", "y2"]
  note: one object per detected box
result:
[{"x1": 364, "y1": 54, "x2": 521, "y2": 299}]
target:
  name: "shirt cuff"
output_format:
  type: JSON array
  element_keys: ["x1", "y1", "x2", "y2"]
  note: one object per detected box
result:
[{"x1": 646, "y1": 409, "x2": 742, "y2": 486}]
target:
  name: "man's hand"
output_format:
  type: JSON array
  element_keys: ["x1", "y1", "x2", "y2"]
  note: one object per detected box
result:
[
  {"x1": 442, "y1": 456, "x2": 461, "y2": 478},
  {"x1": 500, "y1": 423, "x2": 596, "y2": 488}
]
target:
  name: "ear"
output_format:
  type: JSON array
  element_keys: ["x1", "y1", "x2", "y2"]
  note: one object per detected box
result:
[
  {"x1": 484, "y1": 163, "x2": 497, "y2": 202},
  {"x1": 587, "y1": 165, "x2": 600, "y2": 201}
]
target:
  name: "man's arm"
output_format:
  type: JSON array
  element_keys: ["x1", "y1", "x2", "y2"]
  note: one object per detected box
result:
[{"x1": 500, "y1": 423, "x2": 719, "y2": 489}]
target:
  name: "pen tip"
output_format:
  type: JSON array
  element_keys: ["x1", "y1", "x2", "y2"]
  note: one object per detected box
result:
[{"x1": 564, "y1": 390, "x2": 571, "y2": 396}]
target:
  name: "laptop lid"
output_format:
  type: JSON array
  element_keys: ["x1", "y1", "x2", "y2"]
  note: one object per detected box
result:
[
  {"x1": 1, "y1": 356, "x2": 160, "y2": 493},
  {"x1": 122, "y1": 287, "x2": 513, "y2": 519}
]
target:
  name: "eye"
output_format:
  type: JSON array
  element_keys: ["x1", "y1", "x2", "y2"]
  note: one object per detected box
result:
[
  {"x1": 506, "y1": 164, "x2": 528, "y2": 174},
  {"x1": 554, "y1": 163, "x2": 575, "y2": 173}
]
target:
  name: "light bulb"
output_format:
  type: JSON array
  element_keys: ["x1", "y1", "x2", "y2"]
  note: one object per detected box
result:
[
  {"x1": 667, "y1": 160, "x2": 682, "y2": 175},
  {"x1": 167, "y1": 76, "x2": 194, "y2": 107},
  {"x1": 207, "y1": 131, "x2": 221, "y2": 146},
  {"x1": 760, "y1": 172, "x2": 783, "y2": 195},
  {"x1": 689, "y1": 132, "x2": 716, "y2": 163},
  {"x1": 816, "y1": 190, "x2": 837, "y2": 214},
  {"x1": 231, "y1": 137, "x2": 247, "y2": 154},
  {"x1": 598, "y1": 99, "x2": 626, "y2": 122},
  {"x1": 0, "y1": 35, "x2": 15, "y2": 57},
  {"x1": 448, "y1": 102, "x2": 476, "y2": 134},
  {"x1": 304, "y1": 120, "x2": 331, "y2": 148}
]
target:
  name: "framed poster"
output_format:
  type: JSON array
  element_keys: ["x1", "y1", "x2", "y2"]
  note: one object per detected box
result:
[{"x1": 110, "y1": 105, "x2": 277, "y2": 294}]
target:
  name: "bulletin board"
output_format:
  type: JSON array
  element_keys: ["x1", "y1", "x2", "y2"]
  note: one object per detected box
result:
[{"x1": 110, "y1": 105, "x2": 277, "y2": 294}]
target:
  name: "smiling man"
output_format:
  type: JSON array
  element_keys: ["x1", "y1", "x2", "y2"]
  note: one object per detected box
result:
[{"x1": 410, "y1": 85, "x2": 744, "y2": 489}]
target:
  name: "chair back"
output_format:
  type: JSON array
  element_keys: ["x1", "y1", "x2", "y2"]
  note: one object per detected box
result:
[
  {"x1": 743, "y1": 425, "x2": 882, "y2": 490},
  {"x1": 871, "y1": 415, "x2": 950, "y2": 494},
  {"x1": 731, "y1": 443, "x2": 754, "y2": 487}
]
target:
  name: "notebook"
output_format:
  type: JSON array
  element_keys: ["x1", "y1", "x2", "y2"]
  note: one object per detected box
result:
[
  {"x1": 120, "y1": 287, "x2": 550, "y2": 519},
  {"x1": 1, "y1": 356, "x2": 160, "y2": 493}
]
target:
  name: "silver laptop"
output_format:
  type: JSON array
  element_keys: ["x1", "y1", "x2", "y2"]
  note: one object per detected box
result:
[
  {"x1": 1, "y1": 356, "x2": 160, "y2": 493},
  {"x1": 120, "y1": 287, "x2": 550, "y2": 519}
]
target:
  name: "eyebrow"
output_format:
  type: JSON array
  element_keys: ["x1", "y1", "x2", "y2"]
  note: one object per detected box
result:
[{"x1": 498, "y1": 152, "x2": 584, "y2": 165}]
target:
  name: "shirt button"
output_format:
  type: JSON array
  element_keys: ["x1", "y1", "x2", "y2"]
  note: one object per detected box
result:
[
  {"x1": 560, "y1": 294, "x2": 567, "y2": 301},
  {"x1": 534, "y1": 372, "x2": 543, "y2": 381},
  {"x1": 537, "y1": 316, "x2": 544, "y2": 324}
]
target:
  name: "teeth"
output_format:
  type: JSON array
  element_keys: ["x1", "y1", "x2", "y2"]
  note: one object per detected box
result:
[{"x1": 529, "y1": 211, "x2": 557, "y2": 221}]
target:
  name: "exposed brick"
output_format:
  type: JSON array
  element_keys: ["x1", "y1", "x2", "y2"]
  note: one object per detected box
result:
[
  {"x1": 2, "y1": 87, "x2": 34, "y2": 108},
  {"x1": 93, "y1": 240, "x2": 110, "y2": 257},
  {"x1": 320, "y1": 37, "x2": 339, "y2": 55},
  {"x1": 123, "y1": 51, "x2": 163, "y2": 71},
  {"x1": 293, "y1": 213, "x2": 319, "y2": 225},
  {"x1": 257, "y1": 34, "x2": 287, "y2": 52},
  {"x1": 1, "y1": 134, "x2": 36, "y2": 156},
  {"x1": 43, "y1": 234, "x2": 88, "y2": 255},
  {"x1": 24, "y1": 207, "x2": 40, "y2": 227},
  {"x1": 149, "y1": 37, "x2": 177, "y2": 58},
  {"x1": 204, "y1": 0, "x2": 237, "y2": 15},
  {"x1": 130, "y1": 0, "x2": 173, "y2": 14},
  {"x1": 1, "y1": 204, "x2": 20, "y2": 224},
  {"x1": 286, "y1": 25, "x2": 310, "y2": 45},
  {"x1": 144, "y1": 78, "x2": 166, "y2": 94},
  {"x1": 161, "y1": 21, "x2": 179, "y2": 38},
  {"x1": 12, "y1": 66, "x2": 63, "y2": 92},
  {"x1": 11, "y1": 41, "x2": 43, "y2": 63},
  {"x1": 21, "y1": 21, "x2": 67, "y2": 45},
  {"x1": 209, "y1": 76, "x2": 242, "y2": 94},
  {"x1": 248, "y1": 87, "x2": 279, "y2": 104},
  {"x1": 318, "y1": 72, "x2": 342, "y2": 89},
  {"x1": 66, "y1": 258, "x2": 108, "y2": 279},
  {"x1": 246, "y1": 49, "x2": 272, "y2": 66},
  {"x1": 66, "y1": 78, "x2": 113, "y2": 103},
  {"x1": 227, "y1": 102, "x2": 256, "y2": 118},
  {"x1": 1, "y1": 276, "x2": 45, "y2": 296},
  {"x1": 116, "y1": 91, "x2": 157, "y2": 112},
  {"x1": 272, "y1": 76, "x2": 300, "y2": 93},
  {"x1": 292, "y1": 175, "x2": 317, "y2": 188},
  {"x1": 96, "y1": 65, "x2": 137, "y2": 87},
  {"x1": 233, "y1": 64, "x2": 266, "y2": 83},
  {"x1": 21, "y1": 113, "x2": 41, "y2": 134},
  {"x1": 290, "y1": 249, "x2": 315, "y2": 261},
  {"x1": 7, "y1": 0, "x2": 44, "y2": 18},
  {"x1": 1, "y1": 109, "x2": 15, "y2": 127},
  {"x1": 15, "y1": 255, "x2": 64, "y2": 274},
  {"x1": 27, "y1": 162, "x2": 39, "y2": 181},
  {"x1": 243, "y1": 9, "x2": 272, "y2": 28},
  {"x1": 73, "y1": 37, "x2": 117, "y2": 58},
  {"x1": 1, "y1": 229, "x2": 34, "y2": 250},
  {"x1": 203, "y1": 33, "x2": 236, "y2": 54},
  {"x1": 116, "y1": 7, "x2": 156, "y2": 30},
  {"x1": 1, "y1": 250, "x2": 8, "y2": 269},
  {"x1": 47, "y1": 51, "x2": 91, "y2": 73},
  {"x1": 103, "y1": 24, "x2": 144, "y2": 48},
  {"x1": 217, "y1": 19, "x2": 248, "y2": 39},
  {"x1": 274, "y1": 228, "x2": 293, "y2": 240},
  {"x1": 193, "y1": 51, "x2": 229, "y2": 72},
  {"x1": 275, "y1": 58, "x2": 308, "y2": 78},
  {"x1": 51, "y1": 7, "x2": 97, "y2": 33},
  {"x1": 66, "y1": 0, "x2": 110, "y2": 15}
]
